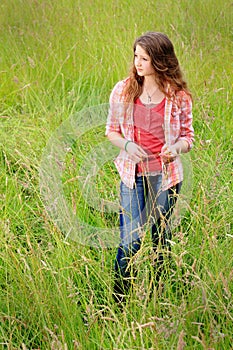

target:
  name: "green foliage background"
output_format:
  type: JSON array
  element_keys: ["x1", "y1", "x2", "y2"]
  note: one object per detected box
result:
[{"x1": 0, "y1": 0, "x2": 232, "y2": 349}]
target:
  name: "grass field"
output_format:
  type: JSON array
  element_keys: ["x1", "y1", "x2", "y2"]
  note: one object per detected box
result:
[{"x1": 0, "y1": 0, "x2": 233, "y2": 349}]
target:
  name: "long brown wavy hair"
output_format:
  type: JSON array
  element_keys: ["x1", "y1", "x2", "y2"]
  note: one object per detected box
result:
[{"x1": 123, "y1": 31, "x2": 192, "y2": 102}]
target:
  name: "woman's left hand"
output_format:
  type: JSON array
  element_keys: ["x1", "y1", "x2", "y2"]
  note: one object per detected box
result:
[
  {"x1": 160, "y1": 144, "x2": 178, "y2": 164},
  {"x1": 160, "y1": 140, "x2": 189, "y2": 164}
]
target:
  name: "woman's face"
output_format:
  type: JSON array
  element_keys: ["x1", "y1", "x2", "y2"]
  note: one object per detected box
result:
[{"x1": 134, "y1": 45, "x2": 155, "y2": 78}]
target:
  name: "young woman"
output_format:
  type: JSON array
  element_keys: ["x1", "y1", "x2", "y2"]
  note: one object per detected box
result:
[{"x1": 105, "y1": 32, "x2": 194, "y2": 302}]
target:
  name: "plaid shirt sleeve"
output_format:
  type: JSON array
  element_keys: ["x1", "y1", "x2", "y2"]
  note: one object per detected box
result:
[
  {"x1": 105, "y1": 80, "x2": 125, "y2": 135},
  {"x1": 105, "y1": 79, "x2": 136, "y2": 189},
  {"x1": 162, "y1": 91, "x2": 194, "y2": 190},
  {"x1": 176, "y1": 91, "x2": 194, "y2": 149}
]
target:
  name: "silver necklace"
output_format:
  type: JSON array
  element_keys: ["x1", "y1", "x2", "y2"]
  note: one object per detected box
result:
[{"x1": 144, "y1": 86, "x2": 158, "y2": 103}]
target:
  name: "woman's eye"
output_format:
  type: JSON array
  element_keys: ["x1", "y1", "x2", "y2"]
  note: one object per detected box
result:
[{"x1": 134, "y1": 55, "x2": 149, "y2": 61}]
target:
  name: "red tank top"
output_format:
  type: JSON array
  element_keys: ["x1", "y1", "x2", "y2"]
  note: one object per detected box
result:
[{"x1": 134, "y1": 97, "x2": 165, "y2": 174}]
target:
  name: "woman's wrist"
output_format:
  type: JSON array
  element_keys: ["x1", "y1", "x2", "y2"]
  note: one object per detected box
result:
[{"x1": 124, "y1": 140, "x2": 133, "y2": 152}]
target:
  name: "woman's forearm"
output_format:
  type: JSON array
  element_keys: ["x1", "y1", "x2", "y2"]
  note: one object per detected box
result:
[{"x1": 107, "y1": 132, "x2": 128, "y2": 150}]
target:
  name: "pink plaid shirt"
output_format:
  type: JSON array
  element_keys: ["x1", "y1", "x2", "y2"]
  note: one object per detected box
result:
[{"x1": 106, "y1": 78, "x2": 194, "y2": 190}]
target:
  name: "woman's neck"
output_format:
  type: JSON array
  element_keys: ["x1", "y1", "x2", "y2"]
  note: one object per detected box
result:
[{"x1": 143, "y1": 76, "x2": 158, "y2": 90}]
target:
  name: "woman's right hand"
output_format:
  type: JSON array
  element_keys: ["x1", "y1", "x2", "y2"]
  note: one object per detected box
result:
[{"x1": 125, "y1": 141, "x2": 148, "y2": 163}]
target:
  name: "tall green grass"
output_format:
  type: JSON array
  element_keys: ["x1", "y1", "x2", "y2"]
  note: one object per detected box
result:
[{"x1": 0, "y1": 0, "x2": 232, "y2": 349}]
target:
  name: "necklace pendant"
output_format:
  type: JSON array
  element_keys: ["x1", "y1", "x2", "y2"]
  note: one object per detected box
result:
[{"x1": 148, "y1": 95, "x2": 151, "y2": 103}]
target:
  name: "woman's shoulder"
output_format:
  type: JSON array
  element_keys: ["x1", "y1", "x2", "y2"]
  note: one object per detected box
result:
[
  {"x1": 170, "y1": 90, "x2": 192, "y2": 109},
  {"x1": 112, "y1": 77, "x2": 130, "y2": 91},
  {"x1": 168, "y1": 85, "x2": 191, "y2": 100},
  {"x1": 110, "y1": 77, "x2": 130, "y2": 101},
  {"x1": 175, "y1": 89, "x2": 192, "y2": 101}
]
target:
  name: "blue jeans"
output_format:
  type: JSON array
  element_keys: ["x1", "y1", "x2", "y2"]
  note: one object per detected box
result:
[{"x1": 115, "y1": 175, "x2": 181, "y2": 282}]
